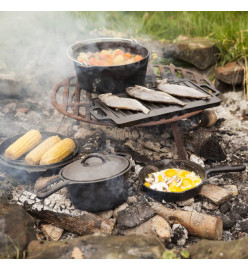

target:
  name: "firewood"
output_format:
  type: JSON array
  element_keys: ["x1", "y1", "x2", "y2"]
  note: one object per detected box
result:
[
  {"x1": 150, "y1": 202, "x2": 223, "y2": 240},
  {"x1": 119, "y1": 215, "x2": 172, "y2": 241}
]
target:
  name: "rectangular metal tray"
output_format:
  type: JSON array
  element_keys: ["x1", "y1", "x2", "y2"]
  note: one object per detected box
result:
[{"x1": 89, "y1": 80, "x2": 221, "y2": 127}]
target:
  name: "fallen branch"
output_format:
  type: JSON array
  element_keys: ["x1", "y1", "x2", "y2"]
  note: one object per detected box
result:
[{"x1": 150, "y1": 202, "x2": 223, "y2": 240}]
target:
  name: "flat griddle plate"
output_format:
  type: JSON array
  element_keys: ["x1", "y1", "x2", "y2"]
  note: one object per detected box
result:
[{"x1": 89, "y1": 80, "x2": 221, "y2": 127}]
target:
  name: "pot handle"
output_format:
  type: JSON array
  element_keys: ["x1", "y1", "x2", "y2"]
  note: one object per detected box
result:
[
  {"x1": 81, "y1": 153, "x2": 109, "y2": 166},
  {"x1": 36, "y1": 177, "x2": 68, "y2": 199},
  {"x1": 205, "y1": 164, "x2": 246, "y2": 177}
]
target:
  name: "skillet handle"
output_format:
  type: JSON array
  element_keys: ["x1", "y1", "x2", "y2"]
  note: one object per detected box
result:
[
  {"x1": 36, "y1": 177, "x2": 68, "y2": 199},
  {"x1": 205, "y1": 164, "x2": 246, "y2": 177}
]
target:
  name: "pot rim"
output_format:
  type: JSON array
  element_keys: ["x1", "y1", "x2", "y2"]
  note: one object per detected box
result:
[
  {"x1": 59, "y1": 154, "x2": 132, "y2": 184},
  {"x1": 67, "y1": 37, "x2": 150, "y2": 68}
]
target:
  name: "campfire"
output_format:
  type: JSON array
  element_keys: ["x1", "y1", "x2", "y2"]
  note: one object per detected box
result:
[{"x1": 1, "y1": 37, "x2": 248, "y2": 259}]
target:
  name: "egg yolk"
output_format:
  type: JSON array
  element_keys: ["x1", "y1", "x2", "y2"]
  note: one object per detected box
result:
[
  {"x1": 165, "y1": 169, "x2": 177, "y2": 177},
  {"x1": 144, "y1": 182, "x2": 150, "y2": 188},
  {"x1": 178, "y1": 170, "x2": 190, "y2": 178},
  {"x1": 158, "y1": 174, "x2": 163, "y2": 182}
]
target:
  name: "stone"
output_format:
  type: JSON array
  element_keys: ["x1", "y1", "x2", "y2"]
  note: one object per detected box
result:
[
  {"x1": 221, "y1": 214, "x2": 236, "y2": 229},
  {"x1": 164, "y1": 37, "x2": 219, "y2": 69},
  {"x1": 215, "y1": 61, "x2": 244, "y2": 85},
  {"x1": 27, "y1": 234, "x2": 165, "y2": 259},
  {"x1": 171, "y1": 224, "x2": 188, "y2": 246},
  {"x1": 231, "y1": 203, "x2": 248, "y2": 217},
  {"x1": 199, "y1": 184, "x2": 233, "y2": 205},
  {"x1": 119, "y1": 215, "x2": 172, "y2": 242},
  {"x1": 189, "y1": 154, "x2": 205, "y2": 167},
  {"x1": 202, "y1": 201, "x2": 219, "y2": 210},
  {"x1": 239, "y1": 219, "x2": 248, "y2": 232},
  {"x1": 116, "y1": 202, "x2": 155, "y2": 230},
  {"x1": 41, "y1": 224, "x2": 64, "y2": 241},
  {"x1": 224, "y1": 185, "x2": 238, "y2": 196},
  {"x1": 176, "y1": 198, "x2": 194, "y2": 207},
  {"x1": 0, "y1": 199, "x2": 36, "y2": 258}
]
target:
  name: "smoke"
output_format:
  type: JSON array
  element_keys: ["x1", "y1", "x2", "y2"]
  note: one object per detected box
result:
[{"x1": 0, "y1": 11, "x2": 110, "y2": 97}]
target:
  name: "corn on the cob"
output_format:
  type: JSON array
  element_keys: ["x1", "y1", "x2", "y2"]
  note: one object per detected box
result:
[
  {"x1": 40, "y1": 138, "x2": 76, "y2": 165},
  {"x1": 4, "y1": 130, "x2": 42, "y2": 160},
  {"x1": 25, "y1": 135, "x2": 61, "y2": 165}
]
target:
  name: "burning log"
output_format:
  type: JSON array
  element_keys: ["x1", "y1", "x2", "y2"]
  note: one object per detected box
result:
[
  {"x1": 150, "y1": 202, "x2": 223, "y2": 240},
  {"x1": 186, "y1": 127, "x2": 226, "y2": 161},
  {"x1": 12, "y1": 189, "x2": 115, "y2": 236}
]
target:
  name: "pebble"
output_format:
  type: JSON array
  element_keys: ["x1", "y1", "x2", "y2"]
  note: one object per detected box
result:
[
  {"x1": 202, "y1": 201, "x2": 219, "y2": 210},
  {"x1": 192, "y1": 202, "x2": 202, "y2": 212},
  {"x1": 224, "y1": 185, "x2": 238, "y2": 196},
  {"x1": 190, "y1": 154, "x2": 205, "y2": 167},
  {"x1": 176, "y1": 198, "x2": 194, "y2": 207},
  {"x1": 171, "y1": 224, "x2": 188, "y2": 246}
]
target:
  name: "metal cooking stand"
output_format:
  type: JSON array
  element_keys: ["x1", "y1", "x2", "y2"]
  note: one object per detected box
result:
[{"x1": 51, "y1": 64, "x2": 220, "y2": 160}]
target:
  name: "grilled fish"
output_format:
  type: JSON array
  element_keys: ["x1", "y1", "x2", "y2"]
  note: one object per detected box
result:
[
  {"x1": 126, "y1": 85, "x2": 186, "y2": 106},
  {"x1": 98, "y1": 93, "x2": 150, "y2": 114},
  {"x1": 156, "y1": 79, "x2": 211, "y2": 99}
]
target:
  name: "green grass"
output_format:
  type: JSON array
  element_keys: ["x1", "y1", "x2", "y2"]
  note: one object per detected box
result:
[{"x1": 74, "y1": 11, "x2": 248, "y2": 66}]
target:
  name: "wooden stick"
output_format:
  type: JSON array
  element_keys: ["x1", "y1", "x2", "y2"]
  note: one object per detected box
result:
[{"x1": 150, "y1": 202, "x2": 223, "y2": 240}]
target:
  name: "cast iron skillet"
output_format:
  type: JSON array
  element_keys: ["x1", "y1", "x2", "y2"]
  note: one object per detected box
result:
[
  {"x1": 139, "y1": 159, "x2": 246, "y2": 202},
  {"x1": 0, "y1": 132, "x2": 79, "y2": 181}
]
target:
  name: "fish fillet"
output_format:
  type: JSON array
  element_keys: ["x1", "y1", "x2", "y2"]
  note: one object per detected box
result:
[
  {"x1": 156, "y1": 79, "x2": 211, "y2": 99},
  {"x1": 126, "y1": 85, "x2": 186, "y2": 106},
  {"x1": 98, "y1": 93, "x2": 150, "y2": 114}
]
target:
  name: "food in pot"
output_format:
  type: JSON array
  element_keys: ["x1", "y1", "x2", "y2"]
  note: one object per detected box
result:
[
  {"x1": 4, "y1": 130, "x2": 42, "y2": 160},
  {"x1": 144, "y1": 168, "x2": 202, "y2": 192},
  {"x1": 98, "y1": 93, "x2": 150, "y2": 114},
  {"x1": 126, "y1": 85, "x2": 186, "y2": 106},
  {"x1": 40, "y1": 138, "x2": 76, "y2": 165},
  {"x1": 156, "y1": 79, "x2": 211, "y2": 99},
  {"x1": 25, "y1": 135, "x2": 61, "y2": 165},
  {"x1": 77, "y1": 48, "x2": 143, "y2": 66}
]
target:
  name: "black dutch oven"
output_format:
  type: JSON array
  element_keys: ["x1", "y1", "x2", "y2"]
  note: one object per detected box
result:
[
  {"x1": 139, "y1": 159, "x2": 246, "y2": 202},
  {"x1": 67, "y1": 38, "x2": 150, "y2": 94},
  {"x1": 36, "y1": 153, "x2": 132, "y2": 212}
]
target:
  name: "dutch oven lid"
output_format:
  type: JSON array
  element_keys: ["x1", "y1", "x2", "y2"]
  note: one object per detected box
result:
[{"x1": 60, "y1": 153, "x2": 130, "y2": 182}]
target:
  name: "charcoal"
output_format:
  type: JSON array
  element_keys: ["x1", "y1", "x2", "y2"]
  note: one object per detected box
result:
[
  {"x1": 221, "y1": 214, "x2": 236, "y2": 229},
  {"x1": 220, "y1": 202, "x2": 231, "y2": 214}
]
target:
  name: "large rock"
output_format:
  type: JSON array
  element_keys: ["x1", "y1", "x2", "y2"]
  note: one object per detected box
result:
[
  {"x1": 0, "y1": 199, "x2": 36, "y2": 258},
  {"x1": 27, "y1": 234, "x2": 165, "y2": 259},
  {"x1": 164, "y1": 37, "x2": 219, "y2": 69},
  {"x1": 215, "y1": 61, "x2": 244, "y2": 85}
]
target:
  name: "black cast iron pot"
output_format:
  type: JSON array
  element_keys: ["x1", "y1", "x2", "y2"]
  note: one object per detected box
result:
[
  {"x1": 139, "y1": 159, "x2": 246, "y2": 202},
  {"x1": 67, "y1": 38, "x2": 150, "y2": 94},
  {"x1": 36, "y1": 153, "x2": 132, "y2": 212}
]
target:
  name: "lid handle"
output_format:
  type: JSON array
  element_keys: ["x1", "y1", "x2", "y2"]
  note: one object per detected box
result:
[{"x1": 81, "y1": 153, "x2": 109, "y2": 166}]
